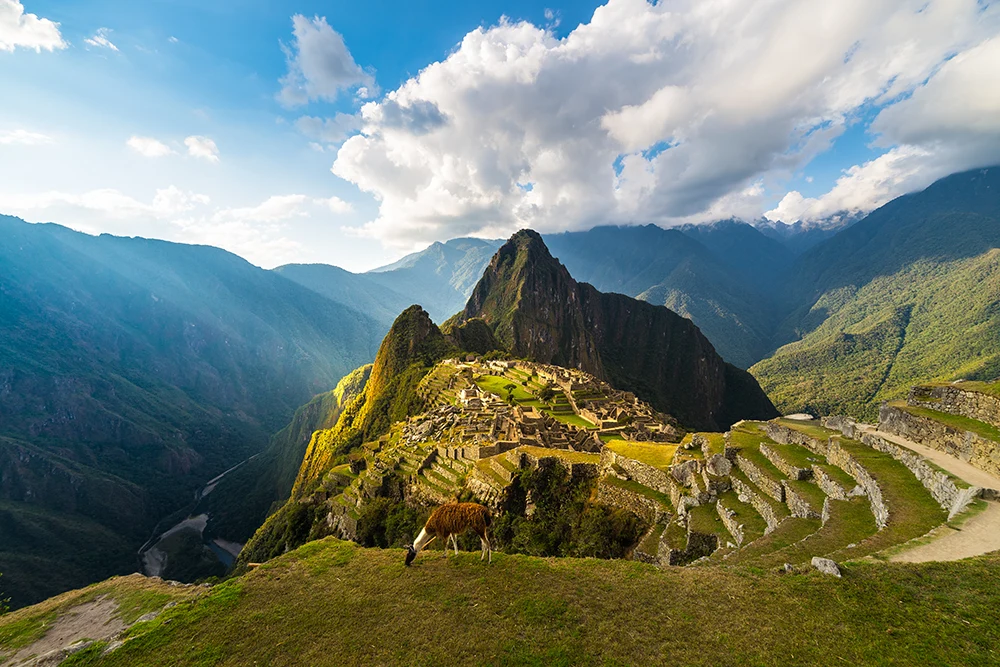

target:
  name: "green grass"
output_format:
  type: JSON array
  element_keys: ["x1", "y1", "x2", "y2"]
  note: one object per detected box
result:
[
  {"x1": 637, "y1": 523, "x2": 665, "y2": 556},
  {"x1": 828, "y1": 439, "x2": 949, "y2": 561},
  {"x1": 922, "y1": 379, "x2": 1000, "y2": 399},
  {"x1": 0, "y1": 574, "x2": 203, "y2": 657},
  {"x1": 714, "y1": 492, "x2": 768, "y2": 544},
  {"x1": 519, "y1": 446, "x2": 600, "y2": 466},
  {"x1": 719, "y1": 517, "x2": 821, "y2": 565},
  {"x1": 33, "y1": 537, "x2": 1000, "y2": 666},
  {"x1": 542, "y1": 410, "x2": 596, "y2": 429},
  {"x1": 767, "y1": 443, "x2": 822, "y2": 470},
  {"x1": 474, "y1": 374, "x2": 534, "y2": 402},
  {"x1": 756, "y1": 497, "x2": 877, "y2": 568},
  {"x1": 687, "y1": 503, "x2": 730, "y2": 544},
  {"x1": 813, "y1": 464, "x2": 859, "y2": 491},
  {"x1": 728, "y1": 468, "x2": 790, "y2": 522},
  {"x1": 774, "y1": 418, "x2": 838, "y2": 441},
  {"x1": 891, "y1": 401, "x2": 1000, "y2": 443},
  {"x1": 600, "y1": 476, "x2": 671, "y2": 507},
  {"x1": 782, "y1": 479, "x2": 828, "y2": 512},
  {"x1": 605, "y1": 440, "x2": 678, "y2": 472}
]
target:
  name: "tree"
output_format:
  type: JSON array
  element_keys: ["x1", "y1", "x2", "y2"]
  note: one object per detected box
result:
[
  {"x1": 539, "y1": 386, "x2": 556, "y2": 403},
  {"x1": 504, "y1": 383, "x2": 517, "y2": 403}
]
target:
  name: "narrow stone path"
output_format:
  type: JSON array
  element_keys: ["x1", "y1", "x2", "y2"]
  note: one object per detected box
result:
[{"x1": 854, "y1": 425, "x2": 1000, "y2": 563}]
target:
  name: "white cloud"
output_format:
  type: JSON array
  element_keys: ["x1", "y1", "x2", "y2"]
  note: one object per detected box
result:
[
  {"x1": 0, "y1": 128, "x2": 52, "y2": 145},
  {"x1": 168, "y1": 35, "x2": 178, "y2": 44},
  {"x1": 328, "y1": 0, "x2": 1000, "y2": 247},
  {"x1": 278, "y1": 15, "x2": 374, "y2": 106},
  {"x1": 295, "y1": 113, "x2": 362, "y2": 145},
  {"x1": 316, "y1": 195, "x2": 352, "y2": 214},
  {"x1": 0, "y1": 185, "x2": 210, "y2": 220},
  {"x1": 84, "y1": 27, "x2": 117, "y2": 51},
  {"x1": 127, "y1": 135, "x2": 174, "y2": 157},
  {"x1": 184, "y1": 135, "x2": 220, "y2": 162},
  {"x1": 0, "y1": 0, "x2": 65, "y2": 52},
  {"x1": 768, "y1": 34, "x2": 1000, "y2": 223}
]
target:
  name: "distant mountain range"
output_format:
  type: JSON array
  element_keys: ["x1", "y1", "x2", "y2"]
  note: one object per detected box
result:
[{"x1": 3, "y1": 164, "x2": 998, "y2": 608}]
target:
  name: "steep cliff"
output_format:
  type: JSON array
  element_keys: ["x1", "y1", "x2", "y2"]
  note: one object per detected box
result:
[{"x1": 451, "y1": 230, "x2": 777, "y2": 430}]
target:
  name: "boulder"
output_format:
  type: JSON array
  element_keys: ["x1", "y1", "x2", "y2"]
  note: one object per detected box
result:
[{"x1": 811, "y1": 557, "x2": 841, "y2": 577}]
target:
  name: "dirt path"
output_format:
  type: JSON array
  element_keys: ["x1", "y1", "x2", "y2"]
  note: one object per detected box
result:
[
  {"x1": 855, "y1": 425, "x2": 1000, "y2": 563},
  {"x1": 861, "y1": 426, "x2": 1000, "y2": 490},
  {"x1": 890, "y1": 501, "x2": 1000, "y2": 563},
  {"x1": 5, "y1": 598, "x2": 124, "y2": 666}
]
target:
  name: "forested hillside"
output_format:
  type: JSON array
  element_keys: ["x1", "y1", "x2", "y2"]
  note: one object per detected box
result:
[{"x1": 0, "y1": 217, "x2": 381, "y2": 608}]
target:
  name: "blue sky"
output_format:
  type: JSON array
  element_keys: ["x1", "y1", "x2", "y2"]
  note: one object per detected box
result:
[{"x1": 1, "y1": 0, "x2": 998, "y2": 270}]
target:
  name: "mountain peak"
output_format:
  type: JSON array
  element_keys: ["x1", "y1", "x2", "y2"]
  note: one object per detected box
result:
[{"x1": 452, "y1": 229, "x2": 777, "y2": 429}]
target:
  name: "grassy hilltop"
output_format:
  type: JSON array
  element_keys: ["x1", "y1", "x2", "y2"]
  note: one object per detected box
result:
[{"x1": 4, "y1": 537, "x2": 998, "y2": 666}]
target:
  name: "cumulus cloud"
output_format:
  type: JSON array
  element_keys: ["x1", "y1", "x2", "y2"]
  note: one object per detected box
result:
[
  {"x1": 84, "y1": 27, "x2": 117, "y2": 51},
  {"x1": 769, "y1": 35, "x2": 1000, "y2": 223},
  {"x1": 184, "y1": 135, "x2": 220, "y2": 162},
  {"x1": 0, "y1": 0, "x2": 65, "y2": 52},
  {"x1": 0, "y1": 128, "x2": 52, "y2": 145},
  {"x1": 296, "y1": 113, "x2": 362, "y2": 145},
  {"x1": 316, "y1": 195, "x2": 352, "y2": 214},
  {"x1": 327, "y1": 0, "x2": 1000, "y2": 246},
  {"x1": 278, "y1": 15, "x2": 374, "y2": 106},
  {"x1": 127, "y1": 135, "x2": 174, "y2": 157}
]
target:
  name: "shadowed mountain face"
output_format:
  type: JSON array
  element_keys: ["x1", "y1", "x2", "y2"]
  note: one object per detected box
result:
[
  {"x1": 452, "y1": 230, "x2": 778, "y2": 430},
  {"x1": 0, "y1": 217, "x2": 382, "y2": 608}
]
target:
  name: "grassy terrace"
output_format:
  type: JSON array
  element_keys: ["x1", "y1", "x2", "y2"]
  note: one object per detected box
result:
[
  {"x1": 31, "y1": 538, "x2": 1000, "y2": 666},
  {"x1": 729, "y1": 468, "x2": 790, "y2": 521},
  {"x1": 890, "y1": 400, "x2": 1000, "y2": 443},
  {"x1": 731, "y1": 436, "x2": 788, "y2": 485},
  {"x1": 775, "y1": 418, "x2": 838, "y2": 441},
  {"x1": 605, "y1": 440, "x2": 678, "y2": 471},
  {"x1": 718, "y1": 517, "x2": 821, "y2": 566},
  {"x1": 829, "y1": 439, "x2": 948, "y2": 561},
  {"x1": 715, "y1": 491, "x2": 768, "y2": 543},
  {"x1": 783, "y1": 479, "x2": 828, "y2": 511},
  {"x1": 601, "y1": 475, "x2": 671, "y2": 507},
  {"x1": 519, "y1": 445, "x2": 600, "y2": 465},
  {"x1": 687, "y1": 503, "x2": 730, "y2": 543},
  {"x1": 756, "y1": 497, "x2": 877, "y2": 568},
  {"x1": 474, "y1": 374, "x2": 534, "y2": 402},
  {"x1": 543, "y1": 410, "x2": 596, "y2": 429},
  {"x1": 813, "y1": 463, "x2": 859, "y2": 490},
  {"x1": 638, "y1": 523, "x2": 665, "y2": 556},
  {"x1": 768, "y1": 442, "x2": 822, "y2": 470},
  {"x1": 473, "y1": 459, "x2": 508, "y2": 487},
  {"x1": 922, "y1": 379, "x2": 1000, "y2": 399}
]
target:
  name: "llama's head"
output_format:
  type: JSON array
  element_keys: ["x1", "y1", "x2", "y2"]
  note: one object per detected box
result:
[{"x1": 404, "y1": 545, "x2": 416, "y2": 566}]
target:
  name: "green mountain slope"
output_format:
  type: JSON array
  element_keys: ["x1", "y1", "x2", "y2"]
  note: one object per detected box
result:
[
  {"x1": 753, "y1": 167, "x2": 1000, "y2": 419},
  {"x1": 14, "y1": 538, "x2": 1000, "y2": 666},
  {"x1": 451, "y1": 230, "x2": 777, "y2": 430},
  {"x1": 0, "y1": 217, "x2": 382, "y2": 608},
  {"x1": 238, "y1": 306, "x2": 456, "y2": 563}
]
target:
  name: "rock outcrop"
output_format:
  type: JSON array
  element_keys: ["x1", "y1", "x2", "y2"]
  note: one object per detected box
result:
[{"x1": 451, "y1": 230, "x2": 778, "y2": 430}]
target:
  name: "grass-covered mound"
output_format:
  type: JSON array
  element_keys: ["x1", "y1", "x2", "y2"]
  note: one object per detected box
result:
[{"x1": 20, "y1": 538, "x2": 1000, "y2": 666}]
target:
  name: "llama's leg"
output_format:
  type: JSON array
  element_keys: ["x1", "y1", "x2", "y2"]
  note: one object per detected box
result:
[
  {"x1": 452, "y1": 533, "x2": 459, "y2": 555},
  {"x1": 480, "y1": 536, "x2": 487, "y2": 561}
]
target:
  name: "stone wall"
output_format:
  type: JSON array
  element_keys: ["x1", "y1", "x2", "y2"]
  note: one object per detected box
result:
[
  {"x1": 812, "y1": 466, "x2": 852, "y2": 501},
  {"x1": 825, "y1": 439, "x2": 889, "y2": 529},
  {"x1": 600, "y1": 448, "x2": 675, "y2": 495},
  {"x1": 730, "y1": 476, "x2": 780, "y2": 533},
  {"x1": 909, "y1": 384, "x2": 1000, "y2": 430},
  {"x1": 735, "y1": 454, "x2": 784, "y2": 501},
  {"x1": 716, "y1": 498, "x2": 745, "y2": 546},
  {"x1": 857, "y1": 428, "x2": 981, "y2": 518},
  {"x1": 596, "y1": 481, "x2": 669, "y2": 523},
  {"x1": 760, "y1": 443, "x2": 812, "y2": 480},
  {"x1": 781, "y1": 480, "x2": 822, "y2": 520},
  {"x1": 763, "y1": 422, "x2": 829, "y2": 456},
  {"x1": 880, "y1": 403, "x2": 1000, "y2": 479}
]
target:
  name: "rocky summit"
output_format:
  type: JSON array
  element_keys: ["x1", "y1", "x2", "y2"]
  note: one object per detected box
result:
[{"x1": 451, "y1": 229, "x2": 778, "y2": 430}]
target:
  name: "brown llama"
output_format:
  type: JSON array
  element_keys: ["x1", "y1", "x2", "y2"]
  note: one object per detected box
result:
[{"x1": 404, "y1": 502, "x2": 492, "y2": 566}]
